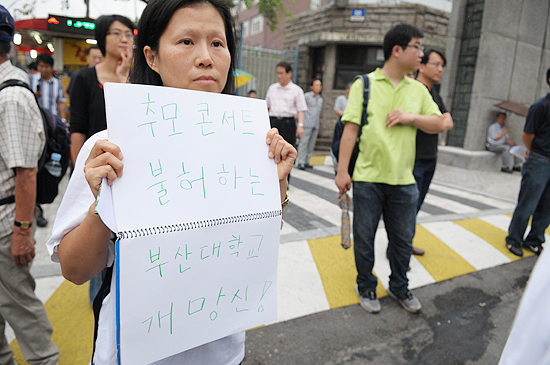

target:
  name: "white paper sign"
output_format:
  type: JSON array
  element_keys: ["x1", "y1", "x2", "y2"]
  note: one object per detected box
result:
[{"x1": 103, "y1": 83, "x2": 281, "y2": 365}]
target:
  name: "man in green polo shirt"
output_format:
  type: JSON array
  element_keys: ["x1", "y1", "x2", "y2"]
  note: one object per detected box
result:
[{"x1": 335, "y1": 23, "x2": 444, "y2": 314}]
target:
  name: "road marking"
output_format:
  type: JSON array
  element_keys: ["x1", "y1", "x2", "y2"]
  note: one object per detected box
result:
[
  {"x1": 421, "y1": 221, "x2": 511, "y2": 270},
  {"x1": 11, "y1": 280, "x2": 94, "y2": 365},
  {"x1": 428, "y1": 184, "x2": 515, "y2": 210},
  {"x1": 276, "y1": 240, "x2": 330, "y2": 322},
  {"x1": 413, "y1": 225, "x2": 476, "y2": 281},
  {"x1": 454, "y1": 218, "x2": 532, "y2": 261}
]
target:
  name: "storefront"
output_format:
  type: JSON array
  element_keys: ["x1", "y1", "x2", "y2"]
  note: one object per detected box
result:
[{"x1": 14, "y1": 14, "x2": 97, "y2": 74}]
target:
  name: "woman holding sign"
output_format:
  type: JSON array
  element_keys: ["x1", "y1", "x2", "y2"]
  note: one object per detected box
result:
[{"x1": 46, "y1": 0, "x2": 296, "y2": 364}]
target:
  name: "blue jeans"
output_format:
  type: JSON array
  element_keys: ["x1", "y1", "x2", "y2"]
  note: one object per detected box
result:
[
  {"x1": 413, "y1": 158, "x2": 437, "y2": 212},
  {"x1": 506, "y1": 151, "x2": 550, "y2": 247},
  {"x1": 352, "y1": 182, "x2": 418, "y2": 296}
]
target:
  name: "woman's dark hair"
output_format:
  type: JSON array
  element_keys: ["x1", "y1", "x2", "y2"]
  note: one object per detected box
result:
[
  {"x1": 130, "y1": 0, "x2": 236, "y2": 95},
  {"x1": 94, "y1": 15, "x2": 135, "y2": 56}
]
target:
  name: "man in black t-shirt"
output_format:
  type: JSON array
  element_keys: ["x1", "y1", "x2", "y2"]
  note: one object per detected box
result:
[
  {"x1": 412, "y1": 49, "x2": 454, "y2": 255},
  {"x1": 506, "y1": 68, "x2": 550, "y2": 257}
]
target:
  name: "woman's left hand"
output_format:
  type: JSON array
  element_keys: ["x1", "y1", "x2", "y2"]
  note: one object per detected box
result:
[{"x1": 266, "y1": 128, "x2": 296, "y2": 181}]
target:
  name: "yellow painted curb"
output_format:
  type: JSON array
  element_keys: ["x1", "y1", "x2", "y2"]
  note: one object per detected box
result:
[{"x1": 11, "y1": 281, "x2": 94, "y2": 365}]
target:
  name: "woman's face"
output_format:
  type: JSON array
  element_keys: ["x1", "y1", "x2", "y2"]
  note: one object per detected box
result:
[
  {"x1": 105, "y1": 20, "x2": 134, "y2": 60},
  {"x1": 144, "y1": 3, "x2": 231, "y2": 93}
]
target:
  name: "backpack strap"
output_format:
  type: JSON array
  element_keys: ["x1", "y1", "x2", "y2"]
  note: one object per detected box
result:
[{"x1": 359, "y1": 74, "x2": 370, "y2": 127}]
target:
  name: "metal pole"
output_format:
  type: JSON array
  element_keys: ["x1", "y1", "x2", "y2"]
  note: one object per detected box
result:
[
  {"x1": 293, "y1": 45, "x2": 299, "y2": 84},
  {"x1": 237, "y1": 25, "x2": 243, "y2": 96}
]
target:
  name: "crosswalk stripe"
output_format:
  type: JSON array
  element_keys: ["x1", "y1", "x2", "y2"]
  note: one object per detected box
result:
[
  {"x1": 421, "y1": 221, "x2": 511, "y2": 270},
  {"x1": 428, "y1": 184, "x2": 515, "y2": 210},
  {"x1": 423, "y1": 194, "x2": 480, "y2": 214},
  {"x1": 373, "y1": 227, "x2": 436, "y2": 291},
  {"x1": 480, "y1": 214, "x2": 550, "y2": 246},
  {"x1": 287, "y1": 186, "x2": 344, "y2": 227},
  {"x1": 11, "y1": 280, "x2": 94, "y2": 365},
  {"x1": 307, "y1": 236, "x2": 363, "y2": 309},
  {"x1": 453, "y1": 218, "x2": 532, "y2": 261},
  {"x1": 291, "y1": 168, "x2": 340, "y2": 194},
  {"x1": 412, "y1": 225, "x2": 476, "y2": 281},
  {"x1": 277, "y1": 240, "x2": 330, "y2": 322}
]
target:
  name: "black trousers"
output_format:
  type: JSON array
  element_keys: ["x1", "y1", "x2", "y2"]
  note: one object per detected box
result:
[
  {"x1": 269, "y1": 116, "x2": 296, "y2": 183},
  {"x1": 269, "y1": 116, "x2": 296, "y2": 147}
]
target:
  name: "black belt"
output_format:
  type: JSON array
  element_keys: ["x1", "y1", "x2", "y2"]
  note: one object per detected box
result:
[
  {"x1": 270, "y1": 116, "x2": 295, "y2": 121},
  {"x1": 0, "y1": 196, "x2": 15, "y2": 206},
  {"x1": 531, "y1": 148, "x2": 550, "y2": 158}
]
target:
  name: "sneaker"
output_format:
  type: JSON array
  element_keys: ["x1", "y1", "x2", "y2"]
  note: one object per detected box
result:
[
  {"x1": 355, "y1": 285, "x2": 381, "y2": 313},
  {"x1": 501, "y1": 166, "x2": 513, "y2": 173},
  {"x1": 506, "y1": 242, "x2": 523, "y2": 257},
  {"x1": 297, "y1": 164, "x2": 306, "y2": 170},
  {"x1": 36, "y1": 214, "x2": 48, "y2": 227},
  {"x1": 522, "y1": 243, "x2": 543, "y2": 255},
  {"x1": 387, "y1": 288, "x2": 422, "y2": 313}
]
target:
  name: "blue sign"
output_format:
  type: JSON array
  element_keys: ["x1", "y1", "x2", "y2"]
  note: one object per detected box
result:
[{"x1": 350, "y1": 9, "x2": 365, "y2": 22}]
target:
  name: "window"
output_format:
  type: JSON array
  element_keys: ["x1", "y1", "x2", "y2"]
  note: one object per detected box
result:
[
  {"x1": 333, "y1": 45, "x2": 384, "y2": 89},
  {"x1": 241, "y1": 20, "x2": 250, "y2": 39},
  {"x1": 250, "y1": 15, "x2": 264, "y2": 36},
  {"x1": 310, "y1": 0, "x2": 321, "y2": 10}
]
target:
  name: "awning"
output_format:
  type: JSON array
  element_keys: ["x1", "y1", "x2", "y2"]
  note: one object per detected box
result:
[{"x1": 494, "y1": 100, "x2": 529, "y2": 117}]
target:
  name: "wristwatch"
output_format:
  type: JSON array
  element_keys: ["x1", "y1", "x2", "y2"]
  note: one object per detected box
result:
[{"x1": 14, "y1": 220, "x2": 32, "y2": 229}]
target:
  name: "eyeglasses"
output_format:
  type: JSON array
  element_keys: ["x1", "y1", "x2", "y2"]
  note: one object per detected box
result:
[
  {"x1": 106, "y1": 31, "x2": 134, "y2": 40},
  {"x1": 426, "y1": 62, "x2": 444, "y2": 68},
  {"x1": 404, "y1": 44, "x2": 424, "y2": 53}
]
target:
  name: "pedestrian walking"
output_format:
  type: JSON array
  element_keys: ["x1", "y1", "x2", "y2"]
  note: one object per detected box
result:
[
  {"x1": 265, "y1": 61, "x2": 307, "y2": 182},
  {"x1": 297, "y1": 78, "x2": 323, "y2": 170}
]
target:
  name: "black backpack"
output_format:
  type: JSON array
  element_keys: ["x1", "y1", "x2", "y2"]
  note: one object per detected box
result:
[
  {"x1": 0, "y1": 79, "x2": 71, "y2": 205},
  {"x1": 331, "y1": 74, "x2": 370, "y2": 176}
]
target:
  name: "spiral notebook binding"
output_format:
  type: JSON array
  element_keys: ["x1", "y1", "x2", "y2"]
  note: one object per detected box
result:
[{"x1": 116, "y1": 209, "x2": 282, "y2": 241}]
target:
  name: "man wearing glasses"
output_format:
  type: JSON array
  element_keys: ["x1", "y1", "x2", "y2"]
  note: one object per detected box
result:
[
  {"x1": 335, "y1": 24, "x2": 445, "y2": 314},
  {"x1": 411, "y1": 49, "x2": 454, "y2": 255}
]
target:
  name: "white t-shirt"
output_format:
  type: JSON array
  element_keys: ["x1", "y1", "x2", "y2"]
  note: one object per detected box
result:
[
  {"x1": 46, "y1": 130, "x2": 245, "y2": 365},
  {"x1": 499, "y1": 245, "x2": 550, "y2": 364}
]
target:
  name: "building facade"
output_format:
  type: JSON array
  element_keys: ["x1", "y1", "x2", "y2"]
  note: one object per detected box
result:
[
  {"x1": 283, "y1": 3, "x2": 450, "y2": 139},
  {"x1": 440, "y1": 0, "x2": 550, "y2": 152}
]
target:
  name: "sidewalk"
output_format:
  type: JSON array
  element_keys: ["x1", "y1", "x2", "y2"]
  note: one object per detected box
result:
[{"x1": 11, "y1": 158, "x2": 525, "y2": 364}]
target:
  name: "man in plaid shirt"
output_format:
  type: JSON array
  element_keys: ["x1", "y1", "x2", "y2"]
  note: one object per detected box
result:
[{"x1": 0, "y1": 6, "x2": 60, "y2": 364}]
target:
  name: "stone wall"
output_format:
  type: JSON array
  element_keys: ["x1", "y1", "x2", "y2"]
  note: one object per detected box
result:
[
  {"x1": 441, "y1": 0, "x2": 550, "y2": 152},
  {"x1": 283, "y1": 3, "x2": 450, "y2": 139}
]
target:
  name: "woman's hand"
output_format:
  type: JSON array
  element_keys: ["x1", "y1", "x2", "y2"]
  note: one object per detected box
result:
[
  {"x1": 116, "y1": 48, "x2": 133, "y2": 83},
  {"x1": 84, "y1": 140, "x2": 124, "y2": 198},
  {"x1": 266, "y1": 128, "x2": 296, "y2": 181}
]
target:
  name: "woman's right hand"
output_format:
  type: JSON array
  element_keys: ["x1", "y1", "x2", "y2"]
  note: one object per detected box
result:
[{"x1": 84, "y1": 140, "x2": 124, "y2": 198}]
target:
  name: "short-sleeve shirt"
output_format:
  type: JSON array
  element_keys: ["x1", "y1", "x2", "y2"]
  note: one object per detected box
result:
[
  {"x1": 265, "y1": 81, "x2": 307, "y2": 118},
  {"x1": 524, "y1": 93, "x2": 550, "y2": 154},
  {"x1": 334, "y1": 95, "x2": 348, "y2": 113},
  {"x1": 0, "y1": 60, "x2": 45, "y2": 237},
  {"x1": 416, "y1": 85, "x2": 448, "y2": 160},
  {"x1": 30, "y1": 73, "x2": 66, "y2": 116},
  {"x1": 487, "y1": 122, "x2": 509, "y2": 146},
  {"x1": 303, "y1": 91, "x2": 323, "y2": 128},
  {"x1": 342, "y1": 68, "x2": 442, "y2": 185}
]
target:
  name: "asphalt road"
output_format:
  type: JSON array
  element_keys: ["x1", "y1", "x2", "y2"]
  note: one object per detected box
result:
[{"x1": 243, "y1": 256, "x2": 535, "y2": 365}]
